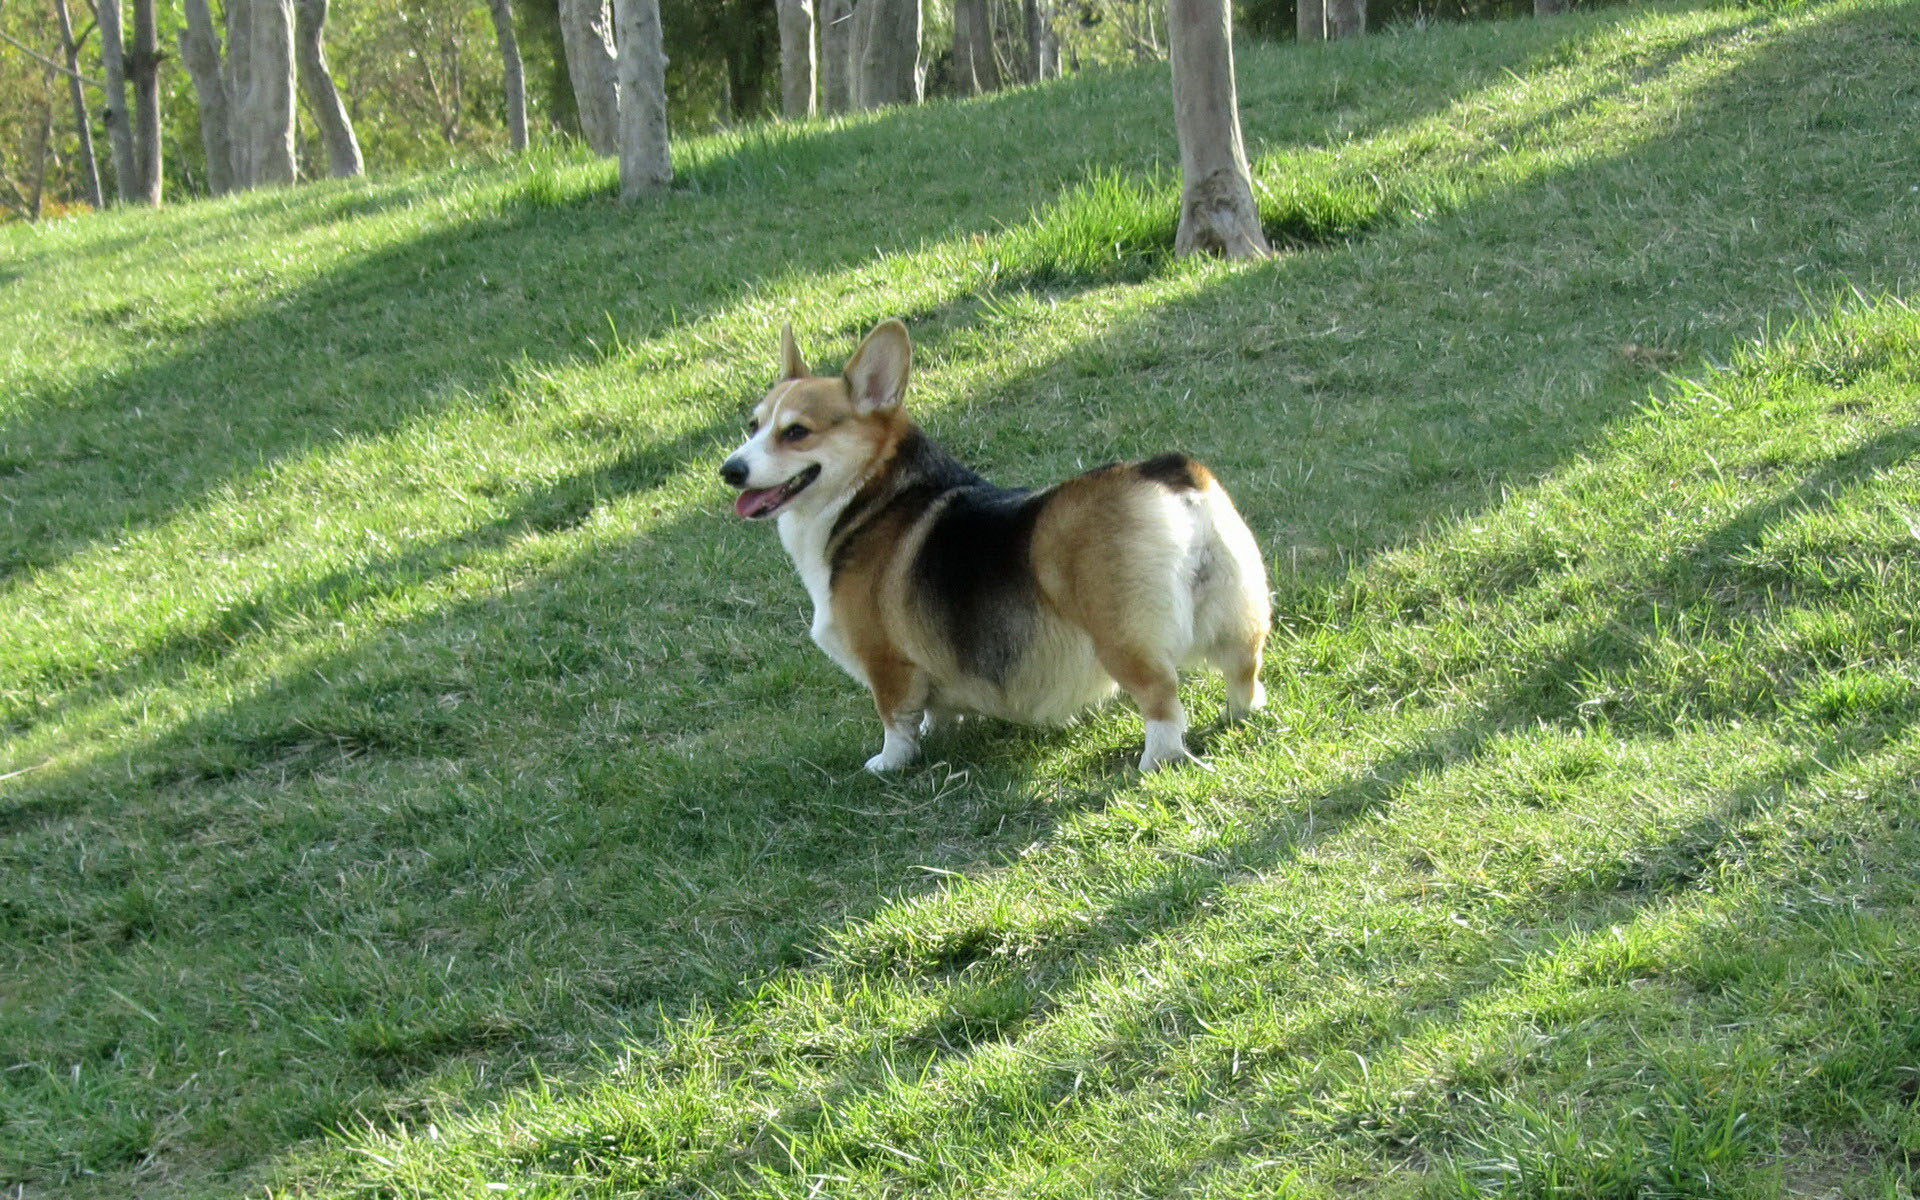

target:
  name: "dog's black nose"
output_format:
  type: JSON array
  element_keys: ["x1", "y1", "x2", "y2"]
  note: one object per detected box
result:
[{"x1": 719, "y1": 457, "x2": 748, "y2": 488}]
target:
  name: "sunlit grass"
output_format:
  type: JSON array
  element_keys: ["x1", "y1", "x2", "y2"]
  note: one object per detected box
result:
[{"x1": 3, "y1": 0, "x2": 1918, "y2": 1195}]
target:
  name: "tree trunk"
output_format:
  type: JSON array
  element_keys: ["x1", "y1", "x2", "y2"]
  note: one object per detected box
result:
[
  {"x1": 30, "y1": 94, "x2": 53, "y2": 220},
  {"x1": 855, "y1": 0, "x2": 919, "y2": 109},
  {"x1": 128, "y1": 0, "x2": 162, "y2": 203},
  {"x1": 776, "y1": 0, "x2": 815, "y2": 118},
  {"x1": 613, "y1": 0, "x2": 669, "y2": 198},
  {"x1": 952, "y1": 0, "x2": 997, "y2": 94},
  {"x1": 179, "y1": 0, "x2": 235, "y2": 194},
  {"x1": 53, "y1": 0, "x2": 104, "y2": 209},
  {"x1": 1297, "y1": 0, "x2": 1324, "y2": 40},
  {"x1": 1535, "y1": 0, "x2": 1569, "y2": 13},
  {"x1": 97, "y1": 0, "x2": 138, "y2": 202},
  {"x1": 849, "y1": 0, "x2": 875, "y2": 105},
  {"x1": 1023, "y1": 0, "x2": 1056, "y2": 82},
  {"x1": 1326, "y1": 0, "x2": 1364, "y2": 38},
  {"x1": 294, "y1": 0, "x2": 362, "y2": 177},
  {"x1": 1167, "y1": 0, "x2": 1268, "y2": 259},
  {"x1": 243, "y1": 0, "x2": 297, "y2": 186},
  {"x1": 487, "y1": 0, "x2": 530, "y2": 150},
  {"x1": 223, "y1": 1, "x2": 256, "y2": 184},
  {"x1": 818, "y1": 0, "x2": 854, "y2": 112},
  {"x1": 557, "y1": 0, "x2": 619, "y2": 155}
]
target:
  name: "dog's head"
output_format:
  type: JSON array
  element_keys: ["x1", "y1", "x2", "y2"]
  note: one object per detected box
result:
[{"x1": 720, "y1": 319, "x2": 912, "y2": 521}]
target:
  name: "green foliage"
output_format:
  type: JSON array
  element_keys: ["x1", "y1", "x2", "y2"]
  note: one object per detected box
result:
[
  {"x1": 329, "y1": 0, "x2": 526, "y2": 166},
  {"x1": 4, "y1": 1, "x2": 1920, "y2": 1197}
]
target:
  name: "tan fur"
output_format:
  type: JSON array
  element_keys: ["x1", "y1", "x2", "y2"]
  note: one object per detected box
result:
[{"x1": 724, "y1": 320, "x2": 1271, "y2": 773}]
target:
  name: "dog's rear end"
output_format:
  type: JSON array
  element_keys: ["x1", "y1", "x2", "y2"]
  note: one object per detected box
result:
[{"x1": 1029, "y1": 454, "x2": 1269, "y2": 769}]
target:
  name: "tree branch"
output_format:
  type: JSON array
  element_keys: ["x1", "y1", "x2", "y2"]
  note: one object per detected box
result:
[{"x1": 0, "y1": 29, "x2": 106, "y2": 88}]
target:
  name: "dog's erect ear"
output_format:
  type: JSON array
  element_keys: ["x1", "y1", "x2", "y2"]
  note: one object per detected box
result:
[
  {"x1": 779, "y1": 322, "x2": 809, "y2": 381},
  {"x1": 844, "y1": 320, "x2": 911, "y2": 414}
]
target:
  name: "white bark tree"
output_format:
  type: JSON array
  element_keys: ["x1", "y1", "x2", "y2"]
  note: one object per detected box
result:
[
  {"x1": 127, "y1": 0, "x2": 161, "y2": 203},
  {"x1": 294, "y1": 0, "x2": 361, "y2": 177},
  {"x1": 178, "y1": 0, "x2": 236, "y2": 193},
  {"x1": 614, "y1": 0, "x2": 669, "y2": 198},
  {"x1": 242, "y1": 0, "x2": 297, "y2": 186},
  {"x1": 96, "y1": 0, "x2": 138, "y2": 202},
  {"x1": 1022, "y1": 0, "x2": 1057, "y2": 82},
  {"x1": 222, "y1": 0, "x2": 255, "y2": 182},
  {"x1": 558, "y1": 0, "x2": 619, "y2": 155},
  {"x1": 777, "y1": 0, "x2": 816, "y2": 118},
  {"x1": 855, "y1": 0, "x2": 920, "y2": 109},
  {"x1": 1298, "y1": 0, "x2": 1324, "y2": 40},
  {"x1": 952, "y1": 0, "x2": 997, "y2": 95},
  {"x1": 1327, "y1": 0, "x2": 1365, "y2": 39},
  {"x1": 819, "y1": 0, "x2": 855, "y2": 113},
  {"x1": 486, "y1": 0, "x2": 530, "y2": 151},
  {"x1": 1167, "y1": 0, "x2": 1268, "y2": 258}
]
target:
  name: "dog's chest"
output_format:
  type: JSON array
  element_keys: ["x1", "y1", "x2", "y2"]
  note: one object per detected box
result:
[{"x1": 778, "y1": 509, "x2": 865, "y2": 685}]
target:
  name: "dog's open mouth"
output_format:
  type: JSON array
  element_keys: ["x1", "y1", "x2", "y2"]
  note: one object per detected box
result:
[{"x1": 734, "y1": 464, "x2": 821, "y2": 519}]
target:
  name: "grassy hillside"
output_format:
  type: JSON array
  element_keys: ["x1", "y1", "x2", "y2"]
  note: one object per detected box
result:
[{"x1": 3, "y1": 0, "x2": 1918, "y2": 1195}]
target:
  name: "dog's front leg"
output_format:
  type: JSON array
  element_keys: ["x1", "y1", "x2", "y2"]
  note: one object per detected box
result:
[{"x1": 862, "y1": 657, "x2": 928, "y2": 774}]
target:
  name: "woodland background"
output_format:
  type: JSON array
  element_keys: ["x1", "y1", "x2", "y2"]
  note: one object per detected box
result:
[{"x1": 1, "y1": 0, "x2": 1552, "y2": 218}]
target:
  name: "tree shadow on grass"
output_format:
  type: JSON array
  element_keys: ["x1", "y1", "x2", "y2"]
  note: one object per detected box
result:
[
  {"x1": 670, "y1": 742, "x2": 1915, "y2": 1197},
  {"x1": 512, "y1": 407, "x2": 1917, "y2": 1194},
  {"x1": 3, "y1": 0, "x2": 1918, "y2": 1192}
]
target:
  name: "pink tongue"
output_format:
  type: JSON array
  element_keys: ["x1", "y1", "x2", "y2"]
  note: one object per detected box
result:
[{"x1": 735, "y1": 487, "x2": 780, "y2": 518}]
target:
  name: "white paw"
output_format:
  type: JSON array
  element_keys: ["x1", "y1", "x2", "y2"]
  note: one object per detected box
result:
[
  {"x1": 1228, "y1": 682, "x2": 1267, "y2": 721},
  {"x1": 1139, "y1": 718, "x2": 1197, "y2": 772},
  {"x1": 864, "y1": 745, "x2": 918, "y2": 773},
  {"x1": 1139, "y1": 746, "x2": 1211, "y2": 773}
]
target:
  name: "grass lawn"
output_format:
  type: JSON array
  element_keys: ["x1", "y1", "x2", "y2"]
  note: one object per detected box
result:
[{"x1": 3, "y1": 0, "x2": 1918, "y2": 1195}]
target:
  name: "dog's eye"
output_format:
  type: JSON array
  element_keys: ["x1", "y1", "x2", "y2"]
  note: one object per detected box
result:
[{"x1": 780, "y1": 425, "x2": 810, "y2": 444}]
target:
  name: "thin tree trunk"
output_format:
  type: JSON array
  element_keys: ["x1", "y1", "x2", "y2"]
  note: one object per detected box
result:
[
  {"x1": 613, "y1": 0, "x2": 669, "y2": 198},
  {"x1": 849, "y1": 0, "x2": 873, "y2": 106},
  {"x1": 1535, "y1": 0, "x2": 1569, "y2": 13},
  {"x1": 223, "y1": 0, "x2": 255, "y2": 184},
  {"x1": 855, "y1": 0, "x2": 919, "y2": 109},
  {"x1": 486, "y1": 0, "x2": 529, "y2": 150},
  {"x1": 558, "y1": 0, "x2": 618, "y2": 155},
  {"x1": 244, "y1": 0, "x2": 297, "y2": 186},
  {"x1": 1022, "y1": 0, "x2": 1056, "y2": 81},
  {"x1": 53, "y1": 0, "x2": 104, "y2": 208},
  {"x1": 952, "y1": 0, "x2": 997, "y2": 94},
  {"x1": 30, "y1": 92, "x2": 52, "y2": 220},
  {"x1": 294, "y1": 0, "x2": 362, "y2": 177},
  {"x1": 128, "y1": 0, "x2": 161, "y2": 202},
  {"x1": 818, "y1": 0, "x2": 853, "y2": 112},
  {"x1": 1326, "y1": 0, "x2": 1363, "y2": 38},
  {"x1": 776, "y1": 0, "x2": 815, "y2": 118},
  {"x1": 1167, "y1": 0, "x2": 1268, "y2": 259},
  {"x1": 178, "y1": 0, "x2": 234, "y2": 194},
  {"x1": 97, "y1": 0, "x2": 137, "y2": 202}
]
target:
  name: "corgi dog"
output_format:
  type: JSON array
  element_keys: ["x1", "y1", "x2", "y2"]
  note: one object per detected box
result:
[{"x1": 720, "y1": 319, "x2": 1270, "y2": 773}]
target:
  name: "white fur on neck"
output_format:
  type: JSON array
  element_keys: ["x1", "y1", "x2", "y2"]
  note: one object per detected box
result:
[{"x1": 778, "y1": 486, "x2": 864, "y2": 685}]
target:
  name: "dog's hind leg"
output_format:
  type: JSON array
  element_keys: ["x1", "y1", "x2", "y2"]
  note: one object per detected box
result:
[
  {"x1": 1193, "y1": 488, "x2": 1271, "y2": 722},
  {"x1": 1201, "y1": 563, "x2": 1269, "y2": 721},
  {"x1": 1216, "y1": 632, "x2": 1267, "y2": 721},
  {"x1": 1091, "y1": 640, "x2": 1198, "y2": 772}
]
